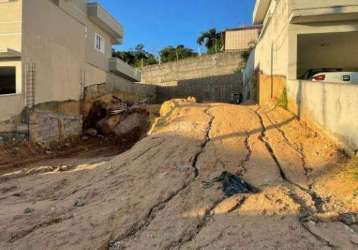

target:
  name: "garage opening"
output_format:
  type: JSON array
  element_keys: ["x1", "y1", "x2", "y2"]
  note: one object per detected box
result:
[
  {"x1": 0, "y1": 66, "x2": 16, "y2": 95},
  {"x1": 297, "y1": 31, "x2": 358, "y2": 80}
]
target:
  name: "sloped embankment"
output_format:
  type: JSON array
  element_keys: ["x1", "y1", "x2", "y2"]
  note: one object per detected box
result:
[{"x1": 0, "y1": 99, "x2": 356, "y2": 250}]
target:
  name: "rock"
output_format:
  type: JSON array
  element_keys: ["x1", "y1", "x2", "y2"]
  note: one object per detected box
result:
[
  {"x1": 24, "y1": 208, "x2": 34, "y2": 214},
  {"x1": 351, "y1": 224, "x2": 358, "y2": 234},
  {"x1": 74, "y1": 200, "x2": 85, "y2": 208},
  {"x1": 187, "y1": 96, "x2": 197, "y2": 102},
  {"x1": 314, "y1": 212, "x2": 339, "y2": 222},
  {"x1": 85, "y1": 128, "x2": 98, "y2": 136},
  {"x1": 339, "y1": 213, "x2": 358, "y2": 225},
  {"x1": 83, "y1": 101, "x2": 107, "y2": 129},
  {"x1": 97, "y1": 115, "x2": 125, "y2": 135},
  {"x1": 0, "y1": 136, "x2": 4, "y2": 144},
  {"x1": 160, "y1": 100, "x2": 177, "y2": 117},
  {"x1": 107, "y1": 102, "x2": 128, "y2": 114},
  {"x1": 59, "y1": 165, "x2": 71, "y2": 172},
  {"x1": 211, "y1": 195, "x2": 244, "y2": 215},
  {"x1": 114, "y1": 113, "x2": 148, "y2": 137}
]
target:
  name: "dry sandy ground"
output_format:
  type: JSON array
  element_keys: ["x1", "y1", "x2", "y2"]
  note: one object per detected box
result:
[{"x1": 0, "y1": 99, "x2": 357, "y2": 250}]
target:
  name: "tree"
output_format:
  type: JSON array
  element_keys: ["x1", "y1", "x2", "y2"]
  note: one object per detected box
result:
[
  {"x1": 197, "y1": 28, "x2": 223, "y2": 54},
  {"x1": 112, "y1": 44, "x2": 158, "y2": 68},
  {"x1": 159, "y1": 45, "x2": 198, "y2": 63}
]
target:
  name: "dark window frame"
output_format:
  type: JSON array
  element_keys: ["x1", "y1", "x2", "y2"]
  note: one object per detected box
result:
[{"x1": 0, "y1": 66, "x2": 16, "y2": 95}]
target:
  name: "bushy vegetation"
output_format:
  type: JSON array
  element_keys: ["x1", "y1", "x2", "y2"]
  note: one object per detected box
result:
[
  {"x1": 353, "y1": 158, "x2": 358, "y2": 180},
  {"x1": 277, "y1": 88, "x2": 288, "y2": 110},
  {"x1": 112, "y1": 44, "x2": 158, "y2": 68},
  {"x1": 113, "y1": 28, "x2": 226, "y2": 66},
  {"x1": 159, "y1": 45, "x2": 198, "y2": 63}
]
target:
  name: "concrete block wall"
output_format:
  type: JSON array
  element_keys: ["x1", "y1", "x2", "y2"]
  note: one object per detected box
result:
[
  {"x1": 84, "y1": 73, "x2": 158, "y2": 103},
  {"x1": 107, "y1": 73, "x2": 157, "y2": 103},
  {"x1": 141, "y1": 52, "x2": 243, "y2": 84},
  {"x1": 157, "y1": 74, "x2": 242, "y2": 103}
]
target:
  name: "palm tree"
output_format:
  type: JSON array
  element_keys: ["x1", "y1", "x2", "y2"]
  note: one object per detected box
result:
[{"x1": 197, "y1": 28, "x2": 222, "y2": 54}]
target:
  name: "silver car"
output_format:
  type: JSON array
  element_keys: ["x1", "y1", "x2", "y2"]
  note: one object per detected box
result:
[{"x1": 302, "y1": 68, "x2": 358, "y2": 84}]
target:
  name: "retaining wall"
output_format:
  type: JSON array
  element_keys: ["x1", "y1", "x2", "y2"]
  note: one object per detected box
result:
[
  {"x1": 156, "y1": 74, "x2": 242, "y2": 103},
  {"x1": 287, "y1": 80, "x2": 358, "y2": 152},
  {"x1": 141, "y1": 52, "x2": 243, "y2": 84}
]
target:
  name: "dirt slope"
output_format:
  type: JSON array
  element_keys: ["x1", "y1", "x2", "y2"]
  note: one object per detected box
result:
[{"x1": 0, "y1": 99, "x2": 357, "y2": 250}]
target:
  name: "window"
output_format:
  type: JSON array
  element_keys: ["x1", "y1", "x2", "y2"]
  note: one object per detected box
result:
[
  {"x1": 0, "y1": 66, "x2": 16, "y2": 95},
  {"x1": 94, "y1": 33, "x2": 105, "y2": 53}
]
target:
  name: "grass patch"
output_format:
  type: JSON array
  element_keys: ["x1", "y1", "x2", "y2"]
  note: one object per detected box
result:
[
  {"x1": 277, "y1": 88, "x2": 288, "y2": 110},
  {"x1": 353, "y1": 158, "x2": 358, "y2": 180}
]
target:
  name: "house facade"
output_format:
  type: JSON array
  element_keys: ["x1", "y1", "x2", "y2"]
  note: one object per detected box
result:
[
  {"x1": 223, "y1": 26, "x2": 261, "y2": 52},
  {"x1": 0, "y1": 0, "x2": 140, "y2": 124},
  {"x1": 250, "y1": 0, "x2": 358, "y2": 151}
]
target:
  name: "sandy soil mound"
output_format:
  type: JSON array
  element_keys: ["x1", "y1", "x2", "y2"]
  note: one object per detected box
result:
[{"x1": 0, "y1": 99, "x2": 356, "y2": 250}]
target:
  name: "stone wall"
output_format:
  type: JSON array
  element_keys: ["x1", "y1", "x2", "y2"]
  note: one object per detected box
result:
[
  {"x1": 141, "y1": 52, "x2": 243, "y2": 84},
  {"x1": 29, "y1": 111, "x2": 82, "y2": 146}
]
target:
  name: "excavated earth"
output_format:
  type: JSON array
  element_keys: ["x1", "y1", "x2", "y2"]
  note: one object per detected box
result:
[{"x1": 0, "y1": 99, "x2": 357, "y2": 250}]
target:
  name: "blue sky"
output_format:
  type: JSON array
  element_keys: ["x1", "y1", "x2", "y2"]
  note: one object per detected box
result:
[{"x1": 96, "y1": 0, "x2": 256, "y2": 54}]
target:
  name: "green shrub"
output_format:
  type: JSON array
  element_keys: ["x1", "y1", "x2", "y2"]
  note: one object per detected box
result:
[{"x1": 277, "y1": 88, "x2": 288, "y2": 110}]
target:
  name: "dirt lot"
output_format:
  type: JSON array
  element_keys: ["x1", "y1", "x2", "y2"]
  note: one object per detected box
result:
[{"x1": 0, "y1": 99, "x2": 357, "y2": 250}]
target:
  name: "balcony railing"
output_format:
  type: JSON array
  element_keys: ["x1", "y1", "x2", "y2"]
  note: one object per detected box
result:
[{"x1": 109, "y1": 58, "x2": 141, "y2": 82}]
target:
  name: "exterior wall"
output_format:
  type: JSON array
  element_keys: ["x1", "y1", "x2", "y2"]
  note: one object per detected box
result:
[
  {"x1": 141, "y1": 52, "x2": 243, "y2": 84},
  {"x1": 252, "y1": 0, "x2": 358, "y2": 151},
  {"x1": 287, "y1": 80, "x2": 358, "y2": 151},
  {"x1": 288, "y1": 21, "x2": 358, "y2": 79},
  {"x1": 0, "y1": 0, "x2": 22, "y2": 51},
  {"x1": 254, "y1": 0, "x2": 289, "y2": 104},
  {"x1": 85, "y1": 63, "x2": 107, "y2": 87},
  {"x1": 297, "y1": 31, "x2": 358, "y2": 77},
  {"x1": 0, "y1": 93, "x2": 24, "y2": 123},
  {"x1": 289, "y1": 0, "x2": 358, "y2": 12},
  {"x1": 58, "y1": 0, "x2": 87, "y2": 23},
  {"x1": 254, "y1": 0, "x2": 358, "y2": 103},
  {"x1": 85, "y1": 19, "x2": 112, "y2": 72},
  {"x1": 22, "y1": 0, "x2": 119, "y2": 105},
  {"x1": 22, "y1": 0, "x2": 86, "y2": 104},
  {"x1": 0, "y1": 0, "x2": 23, "y2": 122},
  {"x1": 0, "y1": 0, "x2": 133, "y2": 142},
  {"x1": 242, "y1": 49, "x2": 256, "y2": 100},
  {"x1": 224, "y1": 28, "x2": 259, "y2": 52}
]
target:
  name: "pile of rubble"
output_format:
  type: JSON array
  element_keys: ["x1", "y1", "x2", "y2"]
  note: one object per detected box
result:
[{"x1": 83, "y1": 97, "x2": 150, "y2": 142}]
